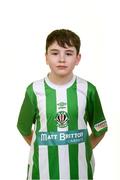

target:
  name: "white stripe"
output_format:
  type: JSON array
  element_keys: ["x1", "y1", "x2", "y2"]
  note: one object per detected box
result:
[
  {"x1": 33, "y1": 80, "x2": 49, "y2": 179},
  {"x1": 78, "y1": 143, "x2": 88, "y2": 179},
  {"x1": 77, "y1": 77, "x2": 88, "y2": 179},
  {"x1": 56, "y1": 88, "x2": 70, "y2": 179}
]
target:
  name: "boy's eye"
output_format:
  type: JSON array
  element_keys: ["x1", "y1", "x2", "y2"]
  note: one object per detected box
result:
[
  {"x1": 51, "y1": 52, "x2": 58, "y2": 55},
  {"x1": 66, "y1": 53, "x2": 72, "y2": 56}
]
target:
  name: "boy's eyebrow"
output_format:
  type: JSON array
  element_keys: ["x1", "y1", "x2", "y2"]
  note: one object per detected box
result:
[
  {"x1": 49, "y1": 49, "x2": 75, "y2": 53},
  {"x1": 65, "y1": 49, "x2": 74, "y2": 53},
  {"x1": 49, "y1": 49, "x2": 59, "y2": 51}
]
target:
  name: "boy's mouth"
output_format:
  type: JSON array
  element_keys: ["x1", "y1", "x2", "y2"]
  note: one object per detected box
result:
[{"x1": 56, "y1": 66, "x2": 67, "y2": 69}]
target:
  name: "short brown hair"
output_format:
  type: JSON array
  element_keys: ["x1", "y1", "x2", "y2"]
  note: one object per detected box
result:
[{"x1": 46, "y1": 29, "x2": 81, "y2": 55}]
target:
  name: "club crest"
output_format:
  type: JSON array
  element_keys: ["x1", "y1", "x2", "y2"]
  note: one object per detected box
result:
[{"x1": 55, "y1": 111, "x2": 69, "y2": 128}]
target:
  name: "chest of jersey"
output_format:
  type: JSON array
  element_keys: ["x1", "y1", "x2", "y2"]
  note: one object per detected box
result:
[{"x1": 34, "y1": 79, "x2": 87, "y2": 132}]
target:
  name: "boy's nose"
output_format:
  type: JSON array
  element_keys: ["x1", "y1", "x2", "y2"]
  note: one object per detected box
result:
[
  {"x1": 59, "y1": 55, "x2": 65, "y2": 63},
  {"x1": 59, "y1": 58, "x2": 65, "y2": 63}
]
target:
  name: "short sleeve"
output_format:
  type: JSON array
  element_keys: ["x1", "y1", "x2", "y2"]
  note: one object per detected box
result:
[
  {"x1": 85, "y1": 82, "x2": 108, "y2": 136},
  {"x1": 17, "y1": 83, "x2": 37, "y2": 136}
]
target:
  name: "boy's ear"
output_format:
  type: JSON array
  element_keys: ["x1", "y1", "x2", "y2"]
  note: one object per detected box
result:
[{"x1": 75, "y1": 53, "x2": 81, "y2": 65}]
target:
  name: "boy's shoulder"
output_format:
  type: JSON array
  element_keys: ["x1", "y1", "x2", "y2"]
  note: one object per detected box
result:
[
  {"x1": 26, "y1": 78, "x2": 45, "y2": 94},
  {"x1": 76, "y1": 76, "x2": 97, "y2": 97},
  {"x1": 76, "y1": 75, "x2": 96, "y2": 89},
  {"x1": 28, "y1": 78, "x2": 45, "y2": 87}
]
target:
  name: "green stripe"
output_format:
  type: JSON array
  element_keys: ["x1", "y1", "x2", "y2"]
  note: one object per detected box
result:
[
  {"x1": 84, "y1": 82, "x2": 93, "y2": 179},
  {"x1": 85, "y1": 137, "x2": 93, "y2": 179},
  {"x1": 67, "y1": 80, "x2": 79, "y2": 179},
  {"x1": 45, "y1": 82, "x2": 60, "y2": 180},
  {"x1": 32, "y1": 116, "x2": 41, "y2": 179},
  {"x1": 31, "y1": 84, "x2": 40, "y2": 179},
  {"x1": 24, "y1": 83, "x2": 40, "y2": 178}
]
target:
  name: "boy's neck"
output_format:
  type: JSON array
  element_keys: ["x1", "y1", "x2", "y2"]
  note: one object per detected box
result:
[{"x1": 48, "y1": 72, "x2": 74, "y2": 85}]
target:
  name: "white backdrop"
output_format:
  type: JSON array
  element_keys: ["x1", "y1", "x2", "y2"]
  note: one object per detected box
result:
[{"x1": 0, "y1": 0, "x2": 120, "y2": 179}]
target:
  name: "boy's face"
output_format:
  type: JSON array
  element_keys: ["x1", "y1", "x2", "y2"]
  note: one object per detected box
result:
[{"x1": 46, "y1": 41, "x2": 81, "y2": 77}]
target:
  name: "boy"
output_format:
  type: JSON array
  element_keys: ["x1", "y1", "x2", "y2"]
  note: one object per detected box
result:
[{"x1": 17, "y1": 29, "x2": 108, "y2": 180}]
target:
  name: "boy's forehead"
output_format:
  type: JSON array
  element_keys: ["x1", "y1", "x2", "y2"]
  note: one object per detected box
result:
[{"x1": 48, "y1": 41, "x2": 76, "y2": 51}]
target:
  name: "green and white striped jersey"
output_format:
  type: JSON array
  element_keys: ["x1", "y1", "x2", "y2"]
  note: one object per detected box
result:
[{"x1": 17, "y1": 74, "x2": 108, "y2": 180}]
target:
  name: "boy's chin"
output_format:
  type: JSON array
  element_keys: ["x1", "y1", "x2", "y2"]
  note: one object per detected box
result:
[{"x1": 55, "y1": 72, "x2": 72, "y2": 77}]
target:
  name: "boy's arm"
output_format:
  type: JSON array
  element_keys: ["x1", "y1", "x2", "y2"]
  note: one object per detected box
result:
[
  {"x1": 23, "y1": 131, "x2": 33, "y2": 146},
  {"x1": 89, "y1": 132, "x2": 106, "y2": 149},
  {"x1": 17, "y1": 83, "x2": 37, "y2": 145},
  {"x1": 87, "y1": 83, "x2": 108, "y2": 149}
]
